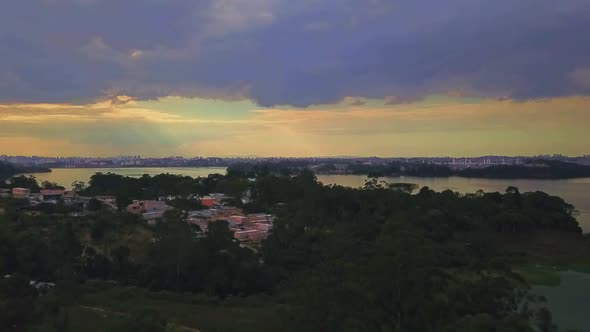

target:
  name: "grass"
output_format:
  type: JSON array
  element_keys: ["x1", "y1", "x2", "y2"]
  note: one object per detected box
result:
[
  {"x1": 67, "y1": 283, "x2": 284, "y2": 332},
  {"x1": 512, "y1": 264, "x2": 562, "y2": 286},
  {"x1": 495, "y1": 230, "x2": 590, "y2": 286},
  {"x1": 568, "y1": 263, "x2": 590, "y2": 274},
  {"x1": 497, "y1": 230, "x2": 590, "y2": 265},
  {"x1": 64, "y1": 306, "x2": 128, "y2": 332},
  {"x1": 79, "y1": 223, "x2": 155, "y2": 262}
]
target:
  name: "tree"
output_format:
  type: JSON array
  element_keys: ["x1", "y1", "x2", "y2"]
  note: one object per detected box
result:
[
  {"x1": 535, "y1": 308, "x2": 558, "y2": 332},
  {"x1": 71, "y1": 181, "x2": 87, "y2": 193},
  {"x1": 163, "y1": 209, "x2": 187, "y2": 223},
  {"x1": 388, "y1": 182, "x2": 419, "y2": 194},
  {"x1": 116, "y1": 195, "x2": 132, "y2": 212},
  {"x1": 41, "y1": 181, "x2": 65, "y2": 190},
  {"x1": 7, "y1": 175, "x2": 40, "y2": 191},
  {"x1": 110, "y1": 309, "x2": 167, "y2": 332},
  {"x1": 86, "y1": 198, "x2": 103, "y2": 212},
  {"x1": 0, "y1": 274, "x2": 40, "y2": 331}
]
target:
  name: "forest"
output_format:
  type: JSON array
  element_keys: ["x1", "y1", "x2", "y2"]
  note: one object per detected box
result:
[
  {"x1": 230, "y1": 159, "x2": 590, "y2": 179},
  {"x1": 0, "y1": 162, "x2": 51, "y2": 183},
  {"x1": 0, "y1": 169, "x2": 588, "y2": 331}
]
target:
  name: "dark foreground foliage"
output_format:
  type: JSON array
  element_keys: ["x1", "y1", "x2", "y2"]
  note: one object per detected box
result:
[{"x1": 0, "y1": 170, "x2": 585, "y2": 331}]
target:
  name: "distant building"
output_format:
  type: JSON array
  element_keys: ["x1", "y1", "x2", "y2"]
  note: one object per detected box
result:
[
  {"x1": 229, "y1": 215, "x2": 247, "y2": 224},
  {"x1": 188, "y1": 209, "x2": 216, "y2": 218},
  {"x1": 0, "y1": 189, "x2": 10, "y2": 198},
  {"x1": 11, "y1": 188, "x2": 31, "y2": 200},
  {"x1": 247, "y1": 213, "x2": 274, "y2": 224},
  {"x1": 200, "y1": 196, "x2": 216, "y2": 208},
  {"x1": 253, "y1": 223, "x2": 272, "y2": 231},
  {"x1": 188, "y1": 219, "x2": 209, "y2": 232},
  {"x1": 234, "y1": 228, "x2": 270, "y2": 241},
  {"x1": 143, "y1": 211, "x2": 166, "y2": 225},
  {"x1": 127, "y1": 200, "x2": 169, "y2": 214},
  {"x1": 199, "y1": 193, "x2": 227, "y2": 207},
  {"x1": 40, "y1": 189, "x2": 65, "y2": 201}
]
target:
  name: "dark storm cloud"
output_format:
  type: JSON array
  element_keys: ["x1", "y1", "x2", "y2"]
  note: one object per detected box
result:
[{"x1": 1, "y1": 0, "x2": 589, "y2": 106}]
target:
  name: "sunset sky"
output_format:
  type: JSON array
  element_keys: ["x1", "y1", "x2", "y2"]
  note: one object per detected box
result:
[{"x1": 1, "y1": 0, "x2": 589, "y2": 157}]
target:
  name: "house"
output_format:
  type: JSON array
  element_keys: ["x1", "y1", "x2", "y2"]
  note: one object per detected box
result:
[
  {"x1": 188, "y1": 209, "x2": 216, "y2": 218},
  {"x1": 234, "y1": 230, "x2": 259, "y2": 240},
  {"x1": 142, "y1": 211, "x2": 166, "y2": 225},
  {"x1": 199, "y1": 193, "x2": 227, "y2": 207},
  {"x1": 188, "y1": 218, "x2": 209, "y2": 232},
  {"x1": 253, "y1": 223, "x2": 272, "y2": 231},
  {"x1": 11, "y1": 188, "x2": 31, "y2": 200},
  {"x1": 40, "y1": 189, "x2": 65, "y2": 201},
  {"x1": 248, "y1": 213, "x2": 274, "y2": 224},
  {"x1": 234, "y1": 229, "x2": 269, "y2": 241},
  {"x1": 127, "y1": 200, "x2": 169, "y2": 214},
  {"x1": 229, "y1": 215, "x2": 247, "y2": 224},
  {"x1": 0, "y1": 189, "x2": 10, "y2": 198},
  {"x1": 200, "y1": 196, "x2": 216, "y2": 208}
]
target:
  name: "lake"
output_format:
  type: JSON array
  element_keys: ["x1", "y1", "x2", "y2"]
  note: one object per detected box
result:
[
  {"x1": 26, "y1": 168, "x2": 590, "y2": 232},
  {"x1": 532, "y1": 271, "x2": 590, "y2": 332}
]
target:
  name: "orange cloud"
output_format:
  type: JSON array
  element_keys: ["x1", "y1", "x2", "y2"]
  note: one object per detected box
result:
[{"x1": 0, "y1": 95, "x2": 589, "y2": 157}]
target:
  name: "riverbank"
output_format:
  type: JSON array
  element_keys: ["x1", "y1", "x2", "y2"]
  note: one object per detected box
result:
[{"x1": 503, "y1": 231, "x2": 590, "y2": 331}]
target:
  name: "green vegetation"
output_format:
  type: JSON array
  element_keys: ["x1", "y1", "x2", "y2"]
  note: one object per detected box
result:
[
  {"x1": 0, "y1": 161, "x2": 51, "y2": 184},
  {"x1": 459, "y1": 160, "x2": 590, "y2": 179},
  {"x1": 1, "y1": 170, "x2": 589, "y2": 331},
  {"x1": 70, "y1": 283, "x2": 282, "y2": 332},
  {"x1": 512, "y1": 265, "x2": 562, "y2": 286},
  {"x1": 0, "y1": 161, "x2": 19, "y2": 181},
  {"x1": 228, "y1": 159, "x2": 590, "y2": 179}
]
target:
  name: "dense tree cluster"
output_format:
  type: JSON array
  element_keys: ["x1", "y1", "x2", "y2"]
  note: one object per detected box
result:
[
  {"x1": 227, "y1": 159, "x2": 590, "y2": 179},
  {"x1": 0, "y1": 170, "x2": 584, "y2": 331},
  {"x1": 0, "y1": 161, "x2": 19, "y2": 181},
  {"x1": 254, "y1": 172, "x2": 580, "y2": 330},
  {"x1": 0, "y1": 161, "x2": 51, "y2": 185},
  {"x1": 2, "y1": 175, "x2": 42, "y2": 192},
  {"x1": 81, "y1": 172, "x2": 248, "y2": 205},
  {"x1": 458, "y1": 160, "x2": 590, "y2": 179}
]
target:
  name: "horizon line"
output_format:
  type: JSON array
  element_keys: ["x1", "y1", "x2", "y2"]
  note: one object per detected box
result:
[{"x1": 2, "y1": 154, "x2": 589, "y2": 160}]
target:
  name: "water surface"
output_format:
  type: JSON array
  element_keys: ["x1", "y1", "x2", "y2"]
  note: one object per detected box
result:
[
  {"x1": 317, "y1": 175, "x2": 590, "y2": 232},
  {"x1": 532, "y1": 271, "x2": 590, "y2": 332},
  {"x1": 26, "y1": 168, "x2": 590, "y2": 232}
]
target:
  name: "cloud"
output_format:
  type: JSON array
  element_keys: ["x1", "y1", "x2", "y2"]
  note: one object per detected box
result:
[
  {"x1": 0, "y1": 0, "x2": 589, "y2": 106},
  {"x1": 1, "y1": 96, "x2": 589, "y2": 156},
  {"x1": 570, "y1": 68, "x2": 590, "y2": 90},
  {"x1": 341, "y1": 97, "x2": 367, "y2": 106},
  {"x1": 204, "y1": 0, "x2": 276, "y2": 36}
]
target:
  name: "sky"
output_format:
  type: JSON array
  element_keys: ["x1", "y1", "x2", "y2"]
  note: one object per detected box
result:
[{"x1": 1, "y1": 0, "x2": 589, "y2": 157}]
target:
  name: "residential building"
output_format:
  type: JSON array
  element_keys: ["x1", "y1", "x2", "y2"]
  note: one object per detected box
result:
[
  {"x1": 253, "y1": 223, "x2": 272, "y2": 231},
  {"x1": 248, "y1": 213, "x2": 274, "y2": 223},
  {"x1": 143, "y1": 211, "x2": 166, "y2": 225},
  {"x1": 229, "y1": 215, "x2": 247, "y2": 224},
  {"x1": 127, "y1": 200, "x2": 169, "y2": 214},
  {"x1": 200, "y1": 196, "x2": 216, "y2": 208},
  {"x1": 40, "y1": 189, "x2": 65, "y2": 201},
  {"x1": 11, "y1": 188, "x2": 30, "y2": 200},
  {"x1": 0, "y1": 189, "x2": 10, "y2": 198}
]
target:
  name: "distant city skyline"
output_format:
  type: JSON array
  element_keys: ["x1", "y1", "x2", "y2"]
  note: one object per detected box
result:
[{"x1": 2, "y1": 153, "x2": 590, "y2": 159}]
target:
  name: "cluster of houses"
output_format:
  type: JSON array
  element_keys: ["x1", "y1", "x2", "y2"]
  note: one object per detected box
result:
[
  {"x1": 124, "y1": 193, "x2": 274, "y2": 243},
  {"x1": 0, "y1": 187, "x2": 76, "y2": 203},
  {"x1": 1, "y1": 187, "x2": 273, "y2": 243},
  {"x1": 187, "y1": 208, "x2": 274, "y2": 242},
  {"x1": 230, "y1": 213, "x2": 274, "y2": 241}
]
